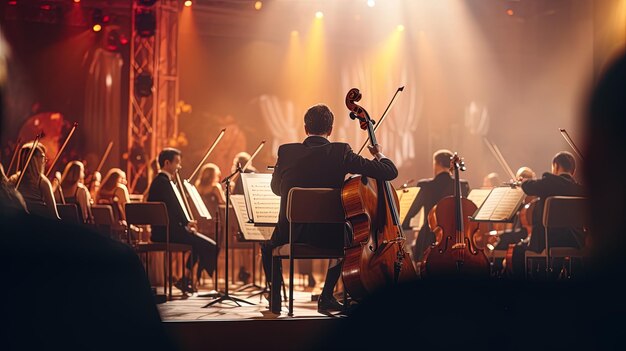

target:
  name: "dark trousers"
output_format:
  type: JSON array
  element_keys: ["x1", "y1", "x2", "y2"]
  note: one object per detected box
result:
[{"x1": 153, "y1": 229, "x2": 218, "y2": 280}]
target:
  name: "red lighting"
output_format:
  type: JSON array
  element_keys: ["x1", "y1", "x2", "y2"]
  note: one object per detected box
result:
[
  {"x1": 184, "y1": 0, "x2": 192, "y2": 7},
  {"x1": 73, "y1": 0, "x2": 80, "y2": 3},
  {"x1": 8, "y1": 0, "x2": 17, "y2": 5},
  {"x1": 40, "y1": 4, "x2": 51, "y2": 10},
  {"x1": 103, "y1": 15, "x2": 110, "y2": 23}
]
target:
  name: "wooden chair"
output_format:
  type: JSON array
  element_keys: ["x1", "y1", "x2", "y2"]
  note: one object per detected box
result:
[
  {"x1": 91, "y1": 204, "x2": 115, "y2": 239},
  {"x1": 525, "y1": 196, "x2": 588, "y2": 279},
  {"x1": 57, "y1": 203, "x2": 81, "y2": 224},
  {"x1": 271, "y1": 188, "x2": 346, "y2": 316},
  {"x1": 125, "y1": 202, "x2": 193, "y2": 300}
]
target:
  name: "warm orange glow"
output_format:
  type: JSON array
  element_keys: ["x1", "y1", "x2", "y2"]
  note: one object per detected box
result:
[
  {"x1": 184, "y1": 0, "x2": 192, "y2": 7},
  {"x1": 92, "y1": 24, "x2": 102, "y2": 32},
  {"x1": 254, "y1": 1, "x2": 262, "y2": 11},
  {"x1": 73, "y1": 0, "x2": 80, "y2": 3},
  {"x1": 315, "y1": 11, "x2": 324, "y2": 19},
  {"x1": 506, "y1": 9, "x2": 514, "y2": 16},
  {"x1": 397, "y1": 24, "x2": 405, "y2": 32}
]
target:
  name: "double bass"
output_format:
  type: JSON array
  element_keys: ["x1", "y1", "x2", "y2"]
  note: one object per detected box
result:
[
  {"x1": 341, "y1": 88, "x2": 417, "y2": 300},
  {"x1": 421, "y1": 153, "x2": 490, "y2": 278}
]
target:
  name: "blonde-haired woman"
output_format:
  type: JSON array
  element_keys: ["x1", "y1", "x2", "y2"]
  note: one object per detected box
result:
[
  {"x1": 195, "y1": 163, "x2": 225, "y2": 217},
  {"x1": 96, "y1": 168, "x2": 130, "y2": 224},
  {"x1": 9, "y1": 141, "x2": 59, "y2": 219},
  {"x1": 60, "y1": 160, "x2": 93, "y2": 223}
]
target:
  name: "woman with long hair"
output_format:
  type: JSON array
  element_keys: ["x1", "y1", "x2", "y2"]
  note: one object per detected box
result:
[
  {"x1": 9, "y1": 141, "x2": 59, "y2": 219},
  {"x1": 195, "y1": 163, "x2": 225, "y2": 217},
  {"x1": 96, "y1": 168, "x2": 130, "y2": 223},
  {"x1": 60, "y1": 160, "x2": 93, "y2": 223}
]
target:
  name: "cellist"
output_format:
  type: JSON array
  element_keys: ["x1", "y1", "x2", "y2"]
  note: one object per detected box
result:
[{"x1": 262, "y1": 104, "x2": 398, "y2": 314}]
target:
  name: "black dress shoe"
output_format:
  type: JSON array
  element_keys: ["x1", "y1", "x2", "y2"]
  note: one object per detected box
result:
[{"x1": 317, "y1": 295, "x2": 343, "y2": 313}]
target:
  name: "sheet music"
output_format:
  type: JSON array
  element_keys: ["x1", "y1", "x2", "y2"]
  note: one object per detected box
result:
[
  {"x1": 472, "y1": 186, "x2": 525, "y2": 222},
  {"x1": 241, "y1": 173, "x2": 280, "y2": 224},
  {"x1": 396, "y1": 187, "x2": 420, "y2": 225},
  {"x1": 467, "y1": 188, "x2": 492, "y2": 208},
  {"x1": 230, "y1": 195, "x2": 274, "y2": 241},
  {"x1": 183, "y1": 180, "x2": 211, "y2": 219}
]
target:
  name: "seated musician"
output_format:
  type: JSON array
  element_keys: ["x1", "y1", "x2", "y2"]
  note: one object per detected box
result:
[
  {"x1": 510, "y1": 152, "x2": 585, "y2": 278},
  {"x1": 96, "y1": 168, "x2": 131, "y2": 232},
  {"x1": 482, "y1": 172, "x2": 501, "y2": 188},
  {"x1": 0, "y1": 164, "x2": 27, "y2": 215},
  {"x1": 59, "y1": 161, "x2": 93, "y2": 223},
  {"x1": 147, "y1": 148, "x2": 218, "y2": 293},
  {"x1": 262, "y1": 103, "x2": 398, "y2": 313},
  {"x1": 401, "y1": 149, "x2": 470, "y2": 263},
  {"x1": 8, "y1": 142, "x2": 59, "y2": 219},
  {"x1": 230, "y1": 152, "x2": 257, "y2": 195},
  {"x1": 195, "y1": 163, "x2": 225, "y2": 220}
]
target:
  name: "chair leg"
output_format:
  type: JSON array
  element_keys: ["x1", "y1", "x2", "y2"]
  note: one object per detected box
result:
[
  {"x1": 168, "y1": 251, "x2": 173, "y2": 299},
  {"x1": 288, "y1": 257, "x2": 294, "y2": 316}
]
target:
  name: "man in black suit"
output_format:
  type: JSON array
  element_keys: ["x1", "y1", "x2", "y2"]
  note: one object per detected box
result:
[
  {"x1": 262, "y1": 104, "x2": 398, "y2": 313},
  {"x1": 510, "y1": 151, "x2": 585, "y2": 277},
  {"x1": 147, "y1": 148, "x2": 218, "y2": 292},
  {"x1": 402, "y1": 149, "x2": 470, "y2": 262}
]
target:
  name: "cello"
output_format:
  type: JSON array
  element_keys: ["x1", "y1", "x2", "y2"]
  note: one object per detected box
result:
[
  {"x1": 421, "y1": 153, "x2": 490, "y2": 279},
  {"x1": 341, "y1": 88, "x2": 417, "y2": 300}
]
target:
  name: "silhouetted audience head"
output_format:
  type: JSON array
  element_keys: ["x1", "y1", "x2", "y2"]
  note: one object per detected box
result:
[{"x1": 584, "y1": 52, "x2": 626, "y2": 278}]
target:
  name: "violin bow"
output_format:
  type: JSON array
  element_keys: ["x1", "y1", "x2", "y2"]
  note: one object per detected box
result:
[
  {"x1": 46, "y1": 122, "x2": 78, "y2": 177},
  {"x1": 95, "y1": 141, "x2": 114, "y2": 174},
  {"x1": 15, "y1": 133, "x2": 43, "y2": 190},
  {"x1": 559, "y1": 128, "x2": 584, "y2": 161},
  {"x1": 227, "y1": 140, "x2": 266, "y2": 185},
  {"x1": 357, "y1": 86, "x2": 404, "y2": 155},
  {"x1": 6, "y1": 137, "x2": 22, "y2": 176},
  {"x1": 188, "y1": 128, "x2": 226, "y2": 182},
  {"x1": 483, "y1": 137, "x2": 516, "y2": 181}
]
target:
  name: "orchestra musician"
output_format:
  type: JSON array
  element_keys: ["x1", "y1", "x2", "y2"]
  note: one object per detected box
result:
[
  {"x1": 509, "y1": 151, "x2": 585, "y2": 278},
  {"x1": 147, "y1": 148, "x2": 218, "y2": 293},
  {"x1": 9, "y1": 142, "x2": 59, "y2": 219},
  {"x1": 96, "y1": 168, "x2": 131, "y2": 234},
  {"x1": 263, "y1": 104, "x2": 398, "y2": 313},
  {"x1": 401, "y1": 149, "x2": 470, "y2": 262},
  {"x1": 0, "y1": 164, "x2": 27, "y2": 214},
  {"x1": 230, "y1": 152, "x2": 257, "y2": 195},
  {"x1": 195, "y1": 163, "x2": 225, "y2": 222},
  {"x1": 59, "y1": 161, "x2": 93, "y2": 223}
]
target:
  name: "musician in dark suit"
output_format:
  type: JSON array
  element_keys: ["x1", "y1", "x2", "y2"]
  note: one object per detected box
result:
[
  {"x1": 402, "y1": 149, "x2": 470, "y2": 262},
  {"x1": 147, "y1": 148, "x2": 218, "y2": 292},
  {"x1": 510, "y1": 151, "x2": 585, "y2": 278},
  {"x1": 262, "y1": 104, "x2": 399, "y2": 313}
]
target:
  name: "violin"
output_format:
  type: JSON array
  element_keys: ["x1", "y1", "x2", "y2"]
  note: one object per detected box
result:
[
  {"x1": 341, "y1": 88, "x2": 417, "y2": 300},
  {"x1": 421, "y1": 153, "x2": 490, "y2": 279}
]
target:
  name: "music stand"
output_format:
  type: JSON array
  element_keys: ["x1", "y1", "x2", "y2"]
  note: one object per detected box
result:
[{"x1": 203, "y1": 168, "x2": 255, "y2": 307}]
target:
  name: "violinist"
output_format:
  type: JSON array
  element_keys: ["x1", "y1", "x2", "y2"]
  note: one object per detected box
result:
[
  {"x1": 195, "y1": 163, "x2": 225, "y2": 222},
  {"x1": 263, "y1": 104, "x2": 398, "y2": 313},
  {"x1": 97, "y1": 168, "x2": 131, "y2": 223},
  {"x1": 402, "y1": 149, "x2": 470, "y2": 262},
  {"x1": 510, "y1": 152, "x2": 585, "y2": 278},
  {"x1": 9, "y1": 142, "x2": 59, "y2": 219},
  {"x1": 230, "y1": 152, "x2": 257, "y2": 195},
  {"x1": 59, "y1": 161, "x2": 93, "y2": 223},
  {"x1": 147, "y1": 148, "x2": 218, "y2": 294}
]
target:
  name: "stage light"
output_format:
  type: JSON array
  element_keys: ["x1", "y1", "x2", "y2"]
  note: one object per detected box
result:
[
  {"x1": 135, "y1": 9, "x2": 156, "y2": 37},
  {"x1": 396, "y1": 24, "x2": 405, "y2": 32},
  {"x1": 184, "y1": 0, "x2": 192, "y2": 7},
  {"x1": 254, "y1": 1, "x2": 262, "y2": 10},
  {"x1": 8, "y1": 1, "x2": 17, "y2": 6},
  {"x1": 92, "y1": 8, "x2": 103, "y2": 27},
  {"x1": 367, "y1": 0, "x2": 375, "y2": 8},
  {"x1": 73, "y1": 0, "x2": 80, "y2": 3},
  {"x1": 135, "y1": 71, "x2": 153, "y2": 97},
  {"x1": 92, "y1": 24, "x2": 102, "y2": 32},
  {"x1": 506, "y1": 9, "x2": 514, "y2": 16},
  {"x1": 291, "y1": 30, "x2": 299, "y2": 37},
  {"x1": 105, "y1": 28, "x2": 128, "y2": 52},
  {"x1": 315, "y1": 11, "x2": 323, "y2": 19}
]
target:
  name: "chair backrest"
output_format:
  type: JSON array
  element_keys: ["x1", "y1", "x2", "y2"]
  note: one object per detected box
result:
[
  {"x1": 57, "y1": 203, "x2": 81, "y2": 224},
  {"x1": 92, "y1": 204, "x2": 115, "y2": 226},
  {"x1": 286, "y1": 188, "x2": 345, "y2": 224},
  {"x1": 542, "y1": 196, "x2": 588, "y2": 228},
  {"x1": 125, "y1": 202, "x2": 169, "y2": 227}
]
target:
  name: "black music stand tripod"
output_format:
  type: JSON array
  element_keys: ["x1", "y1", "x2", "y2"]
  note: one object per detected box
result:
[{"x1": 203, "y1": 166, "x2": 254, "y2": 308}]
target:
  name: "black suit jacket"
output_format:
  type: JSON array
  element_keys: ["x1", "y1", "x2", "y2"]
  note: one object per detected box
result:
[
  {"x1": 521, "y1": 172, "x2": 585, "y2": 252},
  {"x1": 270, "y1": 136, "x2": 398, "y2": 246},
  {"x1": 402, "y1": 172, "x2": 470, "y2": 230},
  {"x1": 147, "y1": 172, "x2": 190, "y2": 242}
]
